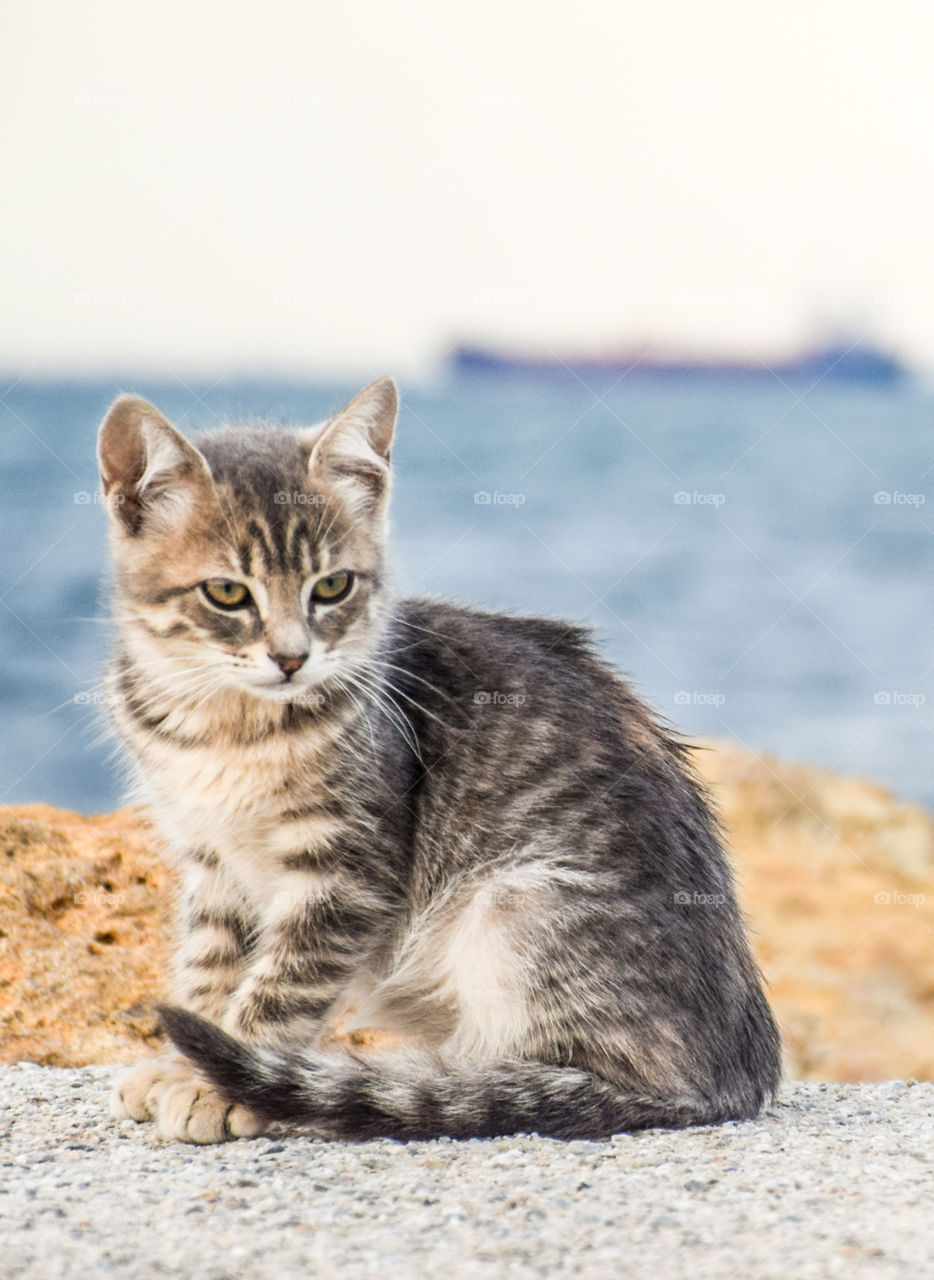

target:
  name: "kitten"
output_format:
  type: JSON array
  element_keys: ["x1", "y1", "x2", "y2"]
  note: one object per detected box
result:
[{"x1": 98, "y1": 379, "x2": 781, "y2": 1144}]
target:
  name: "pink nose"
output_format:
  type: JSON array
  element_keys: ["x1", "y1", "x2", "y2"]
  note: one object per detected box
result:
[{"x1": 271, "y1": 652, "x2": 308, "y2": 678}]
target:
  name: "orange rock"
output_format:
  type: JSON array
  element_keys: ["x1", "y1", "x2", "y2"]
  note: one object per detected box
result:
[
  {"x1": 697, "y1": 740, "x2": 934, "y2": 1081},
  {"x1": 0, "y1": 804, "x2": 174, "y2": 1066}
]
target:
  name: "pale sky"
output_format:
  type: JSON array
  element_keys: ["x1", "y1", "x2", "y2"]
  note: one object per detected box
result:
[{"x1": 3, "y1": 0, "x2": 934, "y2": 376}]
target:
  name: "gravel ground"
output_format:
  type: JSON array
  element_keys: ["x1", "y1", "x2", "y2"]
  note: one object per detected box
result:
[{"x1": 1, "y1": 1067, "x2": 932, "y2": 1279}]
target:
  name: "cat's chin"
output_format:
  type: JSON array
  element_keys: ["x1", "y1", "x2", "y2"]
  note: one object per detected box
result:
[{"x1": 235, "y1": 678, "x2": 327, "y2": 707}]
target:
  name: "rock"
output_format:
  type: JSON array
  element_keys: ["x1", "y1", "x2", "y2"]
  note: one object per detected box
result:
[
  {"x1": 0, "y1": 804, "x2": 173, "y2": 1065},
  {"x1": 697, "y1": 739, "x2": 934, "y2": 1082},
  {"x1": 2, "y1": 741, "x2": 933, "y2": 1080}
]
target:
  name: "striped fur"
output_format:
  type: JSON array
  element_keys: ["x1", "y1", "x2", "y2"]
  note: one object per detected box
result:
[{"x1": 99, "y1": 380, "x2": 781, "y2": 1144}]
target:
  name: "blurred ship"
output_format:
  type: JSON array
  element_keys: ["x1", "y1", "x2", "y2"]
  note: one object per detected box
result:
[{"x1": 451, "y1": 338, "x2": 907, "y2": 385}]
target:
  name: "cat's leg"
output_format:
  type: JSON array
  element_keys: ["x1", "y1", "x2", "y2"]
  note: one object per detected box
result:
[
  {"x1": 220, "y1": 868, "x2": 391, "y2": 1047},
  {"x1": 112, "y1": 853, "x2": 267, "y2": 1142},
  {"x1": 151, "y1": 866, "x2": 393, "y2": 1141}
]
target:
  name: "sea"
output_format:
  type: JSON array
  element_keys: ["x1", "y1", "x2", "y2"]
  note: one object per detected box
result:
[{"x1": 2, "y1": 369, "x2": 933, "y2": 814}]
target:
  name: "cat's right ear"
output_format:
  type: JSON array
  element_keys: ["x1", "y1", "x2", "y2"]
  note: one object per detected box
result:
[
  {"x1": 300, "y1": 378, "x2": 398, "y2": 514},
  {"x1": 97, "y1": 396, "x2": 213, "y2": 536}
]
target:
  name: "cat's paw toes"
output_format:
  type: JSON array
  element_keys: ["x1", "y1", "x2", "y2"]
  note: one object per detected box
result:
[
  {"x1": 156, "y1": 1079, "x2": 266, "y2": 1144},
  {"x1": 225, "y1": 1103, "x2": 268, "y2": 1139},
  {"x1": 111, "y1": 1056, "x2": 191, "y2": 1123}
]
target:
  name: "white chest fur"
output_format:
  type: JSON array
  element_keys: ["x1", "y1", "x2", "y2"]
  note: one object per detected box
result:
[{"x1": 136, "y1": 728, "x2": 341, "y2": 914}]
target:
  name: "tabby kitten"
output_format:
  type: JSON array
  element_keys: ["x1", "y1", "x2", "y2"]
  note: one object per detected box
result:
[{"x1": 99, "y1": 379, "x2": 780, "y2": 1144}]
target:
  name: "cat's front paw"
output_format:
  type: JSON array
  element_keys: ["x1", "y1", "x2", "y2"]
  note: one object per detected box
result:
[
  {"x1": 111, "y1": 1055, "x2": 266, "y2": 1143},
  {"x1": 111, "y1": 1054, "x2": 192, "y2": 1123},
  {"x1": 155, "y1": 1078, "x2": 267, "y2": 1144}
]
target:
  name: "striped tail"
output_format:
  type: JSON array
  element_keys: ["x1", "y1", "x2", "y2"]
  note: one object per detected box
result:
[{"x1": 157, "y1": 1005, "x2": 758, "y2": 1141}]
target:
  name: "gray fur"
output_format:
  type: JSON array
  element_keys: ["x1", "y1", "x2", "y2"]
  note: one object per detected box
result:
[{"x1": 99, "y1": 381, "x2": 781, "y2": 1143}]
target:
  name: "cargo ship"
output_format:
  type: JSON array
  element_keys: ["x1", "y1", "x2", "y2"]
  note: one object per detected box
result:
[{"x1": 451, "y1": 339, "x2": 906, "y2": 385}]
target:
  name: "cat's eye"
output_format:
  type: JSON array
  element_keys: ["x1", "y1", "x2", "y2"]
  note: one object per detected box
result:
[
  {"x1": 201, "y1": 579, "x2": 252, "y2": 610},
  {"x1": 311, "y1": 571, "x2": 354, "y2": 604}
]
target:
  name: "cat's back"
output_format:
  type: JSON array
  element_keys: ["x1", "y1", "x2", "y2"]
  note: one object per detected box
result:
[
  {"x1": 390, "y1": 596, "x2": 598, "y2": 694},
  {"x1": 386, "y1": 595, "x2": 681, "y2": 776},
  {"x1": 386, "y1": 598, "x2": 749, "y2": 974}
]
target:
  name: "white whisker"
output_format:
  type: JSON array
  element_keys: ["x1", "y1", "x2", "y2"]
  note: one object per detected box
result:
[
  {"x1": 343, "y1": 667, "x2": 423, "y2": 763},
  {"x1": 355, "y1": 657, "x2": 452, "y2": 732}
]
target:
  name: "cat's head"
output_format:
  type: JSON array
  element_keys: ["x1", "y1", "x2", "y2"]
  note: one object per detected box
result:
[{"x1": 97, "y1": 379, "x2": 397, "y2": 705}]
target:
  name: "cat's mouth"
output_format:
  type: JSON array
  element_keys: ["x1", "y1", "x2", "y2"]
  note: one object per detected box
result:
[
  {"x1": 223, "y1": 649, "x2": 344, "y2": 706},
  {"x1": 232, "y1": 671, "x2": 329, "y2": 707}
]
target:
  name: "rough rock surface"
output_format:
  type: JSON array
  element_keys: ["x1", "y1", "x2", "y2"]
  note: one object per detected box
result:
[
  {"x1": 1, "y1": 1068, "x2": 932, "y2": 1279},
  {"x1": 700, "y1": 741, "x2": 934, "y2": 1080},
  {"x1": 0, "y1": 804, "x2": 173, "y2": 1065},
  {"x1": 2, "y1": 741, "x2": 933, "y2": 1079}
]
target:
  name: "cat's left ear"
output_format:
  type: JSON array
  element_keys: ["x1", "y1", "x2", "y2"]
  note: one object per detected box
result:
[
  {"x1": 302, "y1": 378, "x2": 397, "y2": 512},
  {"x1": 97, "y1": 396, "x2": 214, "y2": 536}
]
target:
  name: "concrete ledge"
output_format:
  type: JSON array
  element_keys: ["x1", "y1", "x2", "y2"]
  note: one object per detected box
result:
[{"x1": 2, "y1": 1068, "x2": 932, "y2": 1278}]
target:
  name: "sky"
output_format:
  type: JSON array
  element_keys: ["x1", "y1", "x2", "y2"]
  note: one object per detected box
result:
[{"x1": 3, "y1": 0, "x2": 934, "y2": 377}]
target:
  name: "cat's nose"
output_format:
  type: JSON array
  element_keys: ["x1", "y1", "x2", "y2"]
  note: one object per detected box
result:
[{"x1": 271, "y1": 651, "x2": 309, "y2": 679}]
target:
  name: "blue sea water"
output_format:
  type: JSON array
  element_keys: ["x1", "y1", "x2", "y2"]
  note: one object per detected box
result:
[{"x1": 2, "y1": 370, "x2": 933, "y2": 813}]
